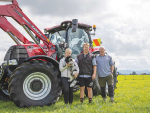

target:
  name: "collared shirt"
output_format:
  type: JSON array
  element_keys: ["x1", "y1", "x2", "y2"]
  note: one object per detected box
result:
[
  {"x1": 75, "y1": 54, "x2": 97, "y2": 78},
  {"x1": 96, "y1": 54, "x2": 114, "y2": 77}
]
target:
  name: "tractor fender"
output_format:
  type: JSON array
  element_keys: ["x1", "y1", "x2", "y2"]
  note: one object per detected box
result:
[{"x1": 24, "y1": 55, "x2": 59, "y2": 69}]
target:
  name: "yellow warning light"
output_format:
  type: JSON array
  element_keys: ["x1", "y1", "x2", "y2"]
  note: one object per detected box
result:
[{"x1": 93, "y1": 25, "x2": 96, "y2": 29}]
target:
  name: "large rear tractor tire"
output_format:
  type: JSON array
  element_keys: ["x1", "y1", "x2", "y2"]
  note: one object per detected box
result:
[
  {"x1": 0, "y1": 65, "x2": 10, "y2": 101},
  {"x1": 0, "y1": 89, "x2": 10, "y2": 101},
  {"x1": 113, "y1": 64, "x2": 118, "y2": 89},
  {"x1": 92, "y1": 71, "x2": 101, "y2": 95},
  {"x1": 91, "y1": 52, "x2": 101, "y2": 96},
  {"x1": 8, "y1": 60, "x2": 61, "y2": 107}
]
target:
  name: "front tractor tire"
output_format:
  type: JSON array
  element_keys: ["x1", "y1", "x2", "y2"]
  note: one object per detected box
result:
[
  {"x1": 0, "y1": 89, "x2": 10, "y2": 101},
  {"x1": 0, "y1": 65, "x2": 10, "y2": 101},
  {"x1": 8, "y1": 60, "x2": 61, "y2": 107}
]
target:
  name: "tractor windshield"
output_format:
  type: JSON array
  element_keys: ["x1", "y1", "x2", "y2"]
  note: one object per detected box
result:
[
  {"x1": 50, "y1": 28, "x2": 89, "y2": 58},
  {"x1": 68, "y1": 28, "x2": 89, "y2": 58},
  {"x1": 49, "y1": 30, "x2": 66, "y2": 45}
]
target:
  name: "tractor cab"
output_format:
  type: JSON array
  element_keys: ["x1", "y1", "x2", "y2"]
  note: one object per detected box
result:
[{"x1": 44, "y1": 20, "x2": 96, "y2": 59}]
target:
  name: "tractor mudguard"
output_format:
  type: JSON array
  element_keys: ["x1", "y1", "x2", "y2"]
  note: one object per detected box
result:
[{"x1": 24, "y1": 55, "x2": 59, "y2": 69}]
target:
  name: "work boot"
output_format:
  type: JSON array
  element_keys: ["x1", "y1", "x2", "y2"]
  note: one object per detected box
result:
[
  {"x1": 103, "y1": 97, "x2": 107, "y2": 102},
  {"x1": 110, "y1": 97, "x2": 114, "y2": 103}
]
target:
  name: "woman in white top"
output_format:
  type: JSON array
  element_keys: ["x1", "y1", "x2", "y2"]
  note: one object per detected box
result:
[{"x1": 59, "y1": 48, "x2": 79, "y2": 104}]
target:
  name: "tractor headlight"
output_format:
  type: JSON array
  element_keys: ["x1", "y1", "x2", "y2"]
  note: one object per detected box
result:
[
  {"x1": 3, "y1": 59, "x2": 18, "y2": 65},
  {"x1": 62, "y1": 24, "x2": 65, "y2": 27}
]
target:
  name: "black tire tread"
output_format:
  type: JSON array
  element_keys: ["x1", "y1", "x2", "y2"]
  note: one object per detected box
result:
[{"x1": 8, "y1": 60, "x2": 61, "y2": 107}]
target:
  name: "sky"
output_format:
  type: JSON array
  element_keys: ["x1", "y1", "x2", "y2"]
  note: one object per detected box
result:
[{"x1": 0, "y1": 0, "x2": 150, "y2": 71}]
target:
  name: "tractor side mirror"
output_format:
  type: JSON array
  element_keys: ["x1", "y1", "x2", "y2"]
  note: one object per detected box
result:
[{"x1": 72, "y1": 19, "x2": 78, "y2": 32}]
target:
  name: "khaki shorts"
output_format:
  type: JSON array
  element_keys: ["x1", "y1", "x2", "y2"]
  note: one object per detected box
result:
[{"x1": 98, "y1": 74, "x2": 113, "y2": 87}]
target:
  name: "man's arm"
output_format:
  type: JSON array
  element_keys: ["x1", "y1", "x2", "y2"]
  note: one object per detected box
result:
[
  {"x1": 92, "y1": 65, "x2": 97, "y2": 80},
  {"x1": 111, "y1": 65, "x2": 114, "y2": 74},
  {"x1": 92, "y1": 57, "x2": 97, "y2": 80},
  {"x1": 109, "y1": 56, "x2": 114, "y2": 74}
]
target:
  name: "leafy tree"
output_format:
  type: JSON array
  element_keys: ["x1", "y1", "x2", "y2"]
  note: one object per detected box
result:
[{"x1": 131, "y1": 71, "x2": 137, "y2": 75}]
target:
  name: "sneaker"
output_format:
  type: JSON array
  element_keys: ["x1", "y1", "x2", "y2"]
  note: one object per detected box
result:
[
  {"x1": 89, "y1": 98, "x2": 92, "y2": 103},
  {"x1": 80, "y1": 98, "x2": 84, "y2": 103}
]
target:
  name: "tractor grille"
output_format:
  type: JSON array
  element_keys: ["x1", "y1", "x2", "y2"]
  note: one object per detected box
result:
[{"x1": 4, "y1": 46, "x2": 29, "y2": 66}]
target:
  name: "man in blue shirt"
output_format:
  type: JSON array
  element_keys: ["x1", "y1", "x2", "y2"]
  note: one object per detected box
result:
[
  {"x1": 96, "y1": 46, "x2": 114, "y2": 103},
  {"x1": 75, "y1": 43, "x2": 97, "y2": 103}
]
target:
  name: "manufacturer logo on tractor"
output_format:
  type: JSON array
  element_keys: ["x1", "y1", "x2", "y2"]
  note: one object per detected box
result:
[
  {"x1": 13, "y1": 8, "x2": 23, "y2": 17},
  {"x1": 13, "y1": 8, "x2": 47, "y2": 41}
]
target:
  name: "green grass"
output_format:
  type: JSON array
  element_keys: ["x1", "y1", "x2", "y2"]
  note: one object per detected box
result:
[{"x1": 0, "y1": 75, "x2": 150, "y2": 113}]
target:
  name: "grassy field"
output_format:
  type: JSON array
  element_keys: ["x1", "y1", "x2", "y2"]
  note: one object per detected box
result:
[{"x1": 0, "y1": 75, "x2": 150, "y2": 113}]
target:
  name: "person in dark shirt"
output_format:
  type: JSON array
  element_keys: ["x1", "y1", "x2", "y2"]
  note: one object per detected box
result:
[{"x1": 75, "y1": 43, "x2": 97, "y2": 103}]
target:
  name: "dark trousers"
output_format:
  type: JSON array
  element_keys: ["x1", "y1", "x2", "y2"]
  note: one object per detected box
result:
[
  {"x1": 61, "y1": 77, "x2": 73, "y2": 104},
  {"x1": 98, "y1": 74, "x2": 114, "y2": 98},
  {"x1": 101, "y1": 85, "x2": 114, "y2": 98}
]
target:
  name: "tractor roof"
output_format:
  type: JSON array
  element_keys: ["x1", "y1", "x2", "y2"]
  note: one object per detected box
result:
[{"x1": 44, "y1": 20, "x2": 92, "y2": 34}]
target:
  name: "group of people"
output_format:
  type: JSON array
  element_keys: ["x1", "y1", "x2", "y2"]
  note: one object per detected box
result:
[{"x1": 59, "y1": 43, "x2": 114, "y2": 104}]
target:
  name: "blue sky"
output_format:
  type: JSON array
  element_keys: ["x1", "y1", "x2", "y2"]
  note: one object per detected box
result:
[{"x1": 0, "y1": 0, "x2": 150, "y2": 71}]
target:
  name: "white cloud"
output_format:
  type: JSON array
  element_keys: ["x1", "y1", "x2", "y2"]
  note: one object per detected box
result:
[{"x1": 0, "y1": 0, "x2": 150, "y2": 71}]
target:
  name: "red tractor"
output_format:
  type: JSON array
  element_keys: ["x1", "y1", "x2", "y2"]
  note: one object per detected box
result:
[{"x1": 0, "y1": 0, "x2": 118, "y2": 107}]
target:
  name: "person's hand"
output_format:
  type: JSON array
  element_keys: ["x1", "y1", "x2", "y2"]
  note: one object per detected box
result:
[
  {"x1": 67, "y1": 63, "x2": 72, "y2": 67},
  {"x1": 74, "y1": 73, "x2": 78, "y2": 78},
  {"x1": 92, "y1": 74, "x2": 96, "y2": 80}
]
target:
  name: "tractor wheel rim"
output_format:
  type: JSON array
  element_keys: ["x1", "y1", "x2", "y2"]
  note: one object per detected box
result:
[
  {"x1": 2, "y1": 89, "x2": 9, "y2": 96},
  {"x1": 23, "y1": 72, "x2": 51, "y2": 100}
]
